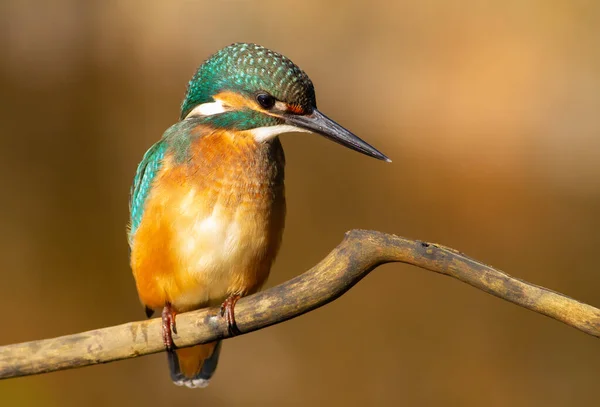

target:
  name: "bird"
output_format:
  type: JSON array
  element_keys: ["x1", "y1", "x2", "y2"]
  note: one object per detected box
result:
[{"x1": 127, "y1": 42, "x2": 390, "y2": 389}]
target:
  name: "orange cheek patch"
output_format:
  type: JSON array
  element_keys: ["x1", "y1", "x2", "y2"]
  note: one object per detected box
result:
[
  {"x1": 214, "y1": 91, "x2": 305, "y2": 115},
  {"x1": 214, "y1": 91, "x2": 257, "y2": 110}
]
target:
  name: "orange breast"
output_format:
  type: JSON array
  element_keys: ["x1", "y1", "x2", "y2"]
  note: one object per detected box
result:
[{"x1": 130, "y1": 129, "x2": 286, "y2": 312}]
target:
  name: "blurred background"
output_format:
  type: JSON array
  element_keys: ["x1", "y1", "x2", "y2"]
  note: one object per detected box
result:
[{"x1": 1, "y1": 1, "x2": 599, "y2": 406}]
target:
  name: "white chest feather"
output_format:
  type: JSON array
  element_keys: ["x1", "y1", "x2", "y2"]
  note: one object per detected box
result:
[{"x1": 170, "y1": 188, "x2": 271, "y2": 308}]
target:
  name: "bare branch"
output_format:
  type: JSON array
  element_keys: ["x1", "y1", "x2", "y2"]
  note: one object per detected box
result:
[{"x1": 1, "y1": 230, "x2": 598, "y2": 380}]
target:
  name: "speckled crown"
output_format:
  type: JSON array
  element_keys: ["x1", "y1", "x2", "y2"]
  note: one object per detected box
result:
[{"x1": 181, "y1": 43, "x2": 316, "y2": 119}]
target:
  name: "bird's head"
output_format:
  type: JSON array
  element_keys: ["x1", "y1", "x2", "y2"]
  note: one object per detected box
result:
[{"x1": 181, "y1": 43, "x2": 389, "y2": 161}]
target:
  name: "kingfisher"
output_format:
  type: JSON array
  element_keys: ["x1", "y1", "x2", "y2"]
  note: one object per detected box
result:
[{"x1": 128, "y1": 43, "x2": 389, "y2": 389}]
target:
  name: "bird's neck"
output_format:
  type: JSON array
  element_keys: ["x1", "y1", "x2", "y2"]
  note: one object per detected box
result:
[{"x1": 179, "y1": 127, "x2": 285, "y2": 193}]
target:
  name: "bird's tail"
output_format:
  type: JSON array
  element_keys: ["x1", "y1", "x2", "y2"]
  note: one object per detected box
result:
[{"x1": 168, "y1": 341, "x2": 222, "y2": 388}]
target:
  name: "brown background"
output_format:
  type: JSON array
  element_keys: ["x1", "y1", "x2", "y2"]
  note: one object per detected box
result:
[{"x1": 1, "y1": 1, "x2": 599, "y2": 406}]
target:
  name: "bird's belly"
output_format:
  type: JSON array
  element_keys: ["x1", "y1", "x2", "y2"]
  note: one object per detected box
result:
[
  {"x1": 169, "y1": 190, "x2": 282, "y2": 311},
  {"x1": 130, "y1": 134, "x2": 286, "y2": 313}
]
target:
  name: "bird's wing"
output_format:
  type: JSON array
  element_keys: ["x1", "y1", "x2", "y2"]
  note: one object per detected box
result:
[{"x1": 128, "y1": 140, "x2": 167, "y2": 244}]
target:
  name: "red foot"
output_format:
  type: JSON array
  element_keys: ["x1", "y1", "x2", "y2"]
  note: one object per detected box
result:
[
  {"x1": 220, "y1": 294, "x2": 242, "y2": 336},
  {"x1": 161, "y1": 303, "x2": 177, "y2": 351}
]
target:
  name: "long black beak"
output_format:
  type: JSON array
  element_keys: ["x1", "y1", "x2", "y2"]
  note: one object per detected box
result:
[{"x1": 284, "y1": 109, "x2": 391, "y2": 162}]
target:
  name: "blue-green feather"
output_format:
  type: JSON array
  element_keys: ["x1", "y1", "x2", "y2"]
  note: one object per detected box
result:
[
  {"x1": 128, "y1": 140, "x2": 167, "y2": 244},
  {"x1": 128, "y1": 120, "x2": 210, "y2": 245},
  {"x1": 181, "y1": 43, "x2": 315, "y2": 119}
]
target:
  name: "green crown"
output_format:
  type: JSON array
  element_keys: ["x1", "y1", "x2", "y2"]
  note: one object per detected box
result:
[{"x1": 181, "y1": 43, "x2": 316, "y2": 119}]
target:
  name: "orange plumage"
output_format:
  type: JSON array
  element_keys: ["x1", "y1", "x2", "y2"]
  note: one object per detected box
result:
[{"x1": 130, "y1": 128, "x2": 285, "y2": 386}]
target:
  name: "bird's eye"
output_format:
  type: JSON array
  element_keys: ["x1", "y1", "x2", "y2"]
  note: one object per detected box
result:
[{"x1": 256, "y1": 93, "x2": 276, "y2": 109}]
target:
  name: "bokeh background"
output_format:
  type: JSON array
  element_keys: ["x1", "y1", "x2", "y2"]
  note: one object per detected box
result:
[{"x1": 1, "y1": 1, "x2": 599, "y2": 406}]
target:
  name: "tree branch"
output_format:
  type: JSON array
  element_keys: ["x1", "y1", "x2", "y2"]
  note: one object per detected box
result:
[{"x1": 1, "y1": 230, "x2": 598, "y2": 380}]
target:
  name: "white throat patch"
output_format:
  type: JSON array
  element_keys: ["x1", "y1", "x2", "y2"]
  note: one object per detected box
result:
[{"x1": 249, "y1": 125, "x2": 311, "y2": 142}]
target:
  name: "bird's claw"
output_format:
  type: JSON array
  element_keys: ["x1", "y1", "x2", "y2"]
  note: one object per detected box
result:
[
  {"x1": 220, "y1": 294, "x2": 242, "y2": 336},
  {"x1": 161, "y1": 303, "x2": 177, "y2": 351}
]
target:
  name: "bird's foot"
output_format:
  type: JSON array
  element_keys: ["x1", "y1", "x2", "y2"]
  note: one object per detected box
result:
[
  {"x1": 220, "y1": 294, "x2": 242, "y2": 336},
  {"x1": 161, "y1": 303, "x2": 177, "y2": 351}
]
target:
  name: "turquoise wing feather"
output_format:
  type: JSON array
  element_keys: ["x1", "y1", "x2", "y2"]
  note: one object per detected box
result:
[
  {"x1": 128, "y1": 119, "x2": 203, "y2": 245},
  {"x1": 128, "y1": 140, "x2": 167, "y2": 244}
]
